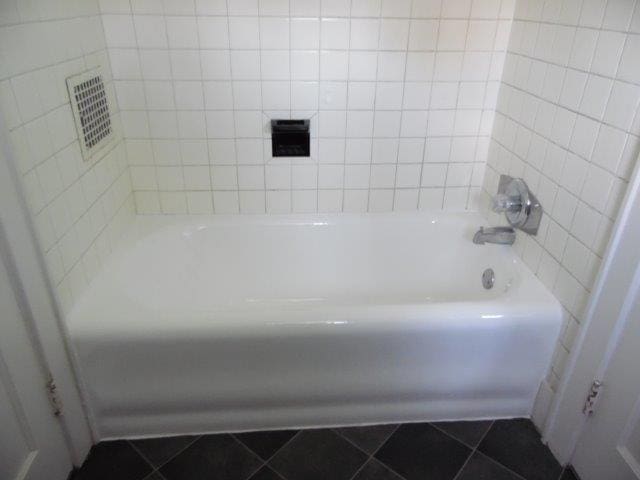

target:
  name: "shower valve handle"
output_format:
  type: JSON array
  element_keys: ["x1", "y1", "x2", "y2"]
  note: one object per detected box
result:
[{"x1": 492, "y1": 193, "x2": 522, "y2": 213}]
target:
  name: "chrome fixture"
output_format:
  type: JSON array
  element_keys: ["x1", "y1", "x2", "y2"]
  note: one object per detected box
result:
[
  {"x1": 482, "y1": 268, "x2": 495, "y2": 290},
  {"x1": 492, "y1": 174, "x2": 543, "y2": 235},
  {"x1": 473, "y1": 226, "x2": 516, "y2": 245}
]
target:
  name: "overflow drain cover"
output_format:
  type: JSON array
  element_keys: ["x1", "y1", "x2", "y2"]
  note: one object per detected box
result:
[{"x1": 482, "y1": 268, "x2": 495, "y2": 290}]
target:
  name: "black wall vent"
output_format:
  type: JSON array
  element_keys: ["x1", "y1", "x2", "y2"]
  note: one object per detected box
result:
[{"x1": 271, "y1": 119, "x2": 310, "y2": 157}]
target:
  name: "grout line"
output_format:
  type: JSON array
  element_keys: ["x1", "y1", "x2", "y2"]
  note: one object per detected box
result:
[
  {"x1": 229, "y1": 433, "x2": 268, "y2": 480},
  {"x1": 1, "y1": 12, "x2": 109, "y2": 29},
  {"x1": 464, "y1": 0, "x2": 507, "y2": 211},
  {"x1": 457, "y1": 3, "x2": 476, "y2": 211},
  {"x1": 159, "y1": 8, "x2": 185, "y2": 213},
  {"x1": 128, "y1": 434, "x2": 201, "y2": 473},
  {"x1": 365, "y1": 5, "x2": 384, "y2": 212},
  {"x1": 439, "y1": 9, "x2": 475, "y2": 211},
  {"x1": 442, "y1": 419, "x2": 565, "y2": 480},
  {"x1": 131, "y1": 186, "x2": 446, "y2": 192},
  {"x1": 503, "y1": 45, "x2": 640, "y2": 92},
  {"x1": 126, "y1": 440, "x2": 159, "y2": 473},
  {"x1": 465, "y1": 450, "x2": 529, "y2": 480},
  {"x1": 139, "y1": 470, "x2": 166, "y2": 480},
  {"x1": 428, "y1": 420, "x2": 493, "y2": 451},
  {"x1": 61, "y1": 13, "x2": 524, "y2": 22},
  {"x1": 305, "y1": 6, "x2": 320, "y2": 212},
  {"x1": 118, "y1": 131, "x2": 487, "y2": 138},
  {"x1": 0, "y1": 38, "x2": 108, "y2": 84},
  {"x1": 288, "y1": 0, "x2": 293, "y2": 212},
  {"x1": 105, "y1": 45, "x2": 510, "y2": 54},
  {"x1": 127, "y1": 0, "x2": 160, "y2": 210},
  {"x1": 338, "y1": 0, "x2": 353, "y2": 212},
  {"x1": 107, "y1": 81, "x2": 496, "y2": 91},
  {"x1": 263, "y1": 430, "x2": 302, "y2": 463},
  {"x1": 231, "y1": 428, "x2": 303, "y2": 476},
  {"x1": 254, "y1": 7, "x2": 267, "y2": 213},
  {"x1": 509, "y1": 16, "x2": 635, "y2": 36},
  {"x1": 192, "y1": 8, "x2": 215, "y2": 214},
  {"x1": 449, "y1": 449, "x2": 475, "y2": 480},
  {"x1": 233, "y1": 429, "x2": 299, "y2": 479},
  {"x1": 342, "y1": 424, "x2": 404, "y2": 480},
  {"x1": 390, "y1": 0, "x2": 415, "y2": 212},
  {"x1": 446, "y1": 421, "x2": 508, "y2": 480},
  {"x1": 223, "y1": 0, "x2": 242, "y2": 213}
]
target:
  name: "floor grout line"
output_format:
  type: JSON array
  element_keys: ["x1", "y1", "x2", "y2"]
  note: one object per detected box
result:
[
  {"x1": 557, "y1": 465, "x2": 577, "y2": 480},
  {"x1": 126, "y1": 441, "x2": 161, "y2": 479},
  {"x1": 426, "y1": 420, "x2": 540, "y2": 480},
  {"x1": 228, "y1": 432, "x2": 273, "y2": 479},
  {"x1": 232, "y1": 428, "x2": 303, "y2": 479},
  {"x1": 473, "y1": 450, "x2": 529, "y2": 480},
  {"x1": 142, "y1": 469, "x2": 167, "y2": 480},
  {"x1": 342, "y1": 424, "x2": 408, "y2": 480},
  {"x1": 429, "y1": 420, "x2": 494, "y2": 450},
  {"x1": 474, "y1": 422, "x2": 535, "y2": 480},
  {"x1": 332, "y1": 424, "x2": 399, "y2": 456},
  {"x1": 447, "y1": 420, "x2": 538, "y2": 480},
  {"x1": 449, "y1": 420, "x2": 494, "y2": 480},
  {"x1": 128, "y1": 434, "x2": 201, "y2": 478}
]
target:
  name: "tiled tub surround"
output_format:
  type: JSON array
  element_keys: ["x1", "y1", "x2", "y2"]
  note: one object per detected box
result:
[
  {"x1": 482, "y1": 0, "x2": 640, "y2": 419},
  {"x1": 67, "y1": 213, "x2": 561, "y2": 438},
  {"x1": 0, "y1": 0, "x2": 135, "y2": 313},
  {"x1": 101, "y1": 0, "x2": 515, "y2": 214}
]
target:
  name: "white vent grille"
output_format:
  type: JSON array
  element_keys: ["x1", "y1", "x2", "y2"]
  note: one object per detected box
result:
[{"x1": 66, "y1": 68, "x2": 114, "y2": 160}]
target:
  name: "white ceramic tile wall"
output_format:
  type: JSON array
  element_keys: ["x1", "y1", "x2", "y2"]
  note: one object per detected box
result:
[
  {"x1": 0, "y1": 0, "x2": 135, "y2": 313},
  {"x1": 100, "y1": 0, "x2": 515, "y2": 214},
  {"x1": 483, "y1": 0, "x2": 640, "y2": 395}
]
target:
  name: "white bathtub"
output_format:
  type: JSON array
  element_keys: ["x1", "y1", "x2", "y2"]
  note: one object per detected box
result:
[{"x1": 67, "y1": 212, "x2": 562, "y2": 439}]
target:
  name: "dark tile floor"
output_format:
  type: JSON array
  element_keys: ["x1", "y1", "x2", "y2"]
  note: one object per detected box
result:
[{"x1": 71, "y1": 418, "x2": 581, "y2": 480}]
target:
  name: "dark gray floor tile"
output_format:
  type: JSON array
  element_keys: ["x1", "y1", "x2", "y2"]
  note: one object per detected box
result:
[
  {"x1": 159, "y1": 434, "x2": 262, "y2": 480},
  {"x1": 432, "y1": 420, "x2": 493, "y2": 447},
  {"x1": 74, "y1": 440, "x2": 152, "y2": 480},
  {"x1": 456, "y1": 451, "x2": 522, "y2": 480},
  {"x1": 352, "y1": 459, "x2": 405, "y2": 480},
  {"x1": 374, "y1": 423, "x2": 471, "y2": 480},
  {"x1": 131, "y1": 435, "x2": 198, "y2": 467},
  {"x1": 235, "y1": 430, "x2": 298, "y2": 460},
  {"x1": 269, "y1": 429, "x2": 368, "y2": 480},
  {"x1": 248, "y1": 466, "x2": 284, "y2": 480},
  {"x1": 478, "y1": 419, "x2": 562, "y2": 480},
  {"x1": 560, "y1": 468, "x2": 580, "y2": 480},
  {"x1": 334, "y1": 424, "x2": 398, "y2": 454}
]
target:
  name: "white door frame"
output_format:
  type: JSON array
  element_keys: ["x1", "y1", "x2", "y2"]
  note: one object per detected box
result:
[
  {"x1": 0, "y1": 115, "x2": 93, "y2": 465},
  {"x1": 542, "y1": 152, "x2": 640, "y2": 465}
]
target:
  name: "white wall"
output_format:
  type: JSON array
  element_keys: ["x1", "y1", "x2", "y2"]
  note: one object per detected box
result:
[
  {"x1": 100, "y1": 0, "x2": 514, "y2": 214},
  {"x1": 0, "y1": 0, "x2": 134, "y2": 313},
  {"x1": 483, "y1": 0, "x2": 640, "y2": 416}
]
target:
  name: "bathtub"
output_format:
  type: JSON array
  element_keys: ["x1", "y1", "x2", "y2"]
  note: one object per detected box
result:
[{"x1": 67, "y1": 212, "x2": 562, "y2": 439}]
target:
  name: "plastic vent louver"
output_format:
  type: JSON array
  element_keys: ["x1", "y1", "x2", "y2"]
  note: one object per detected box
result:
[{"x1": 66, "y1": 67, "x2": 114, "y2": 161}]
